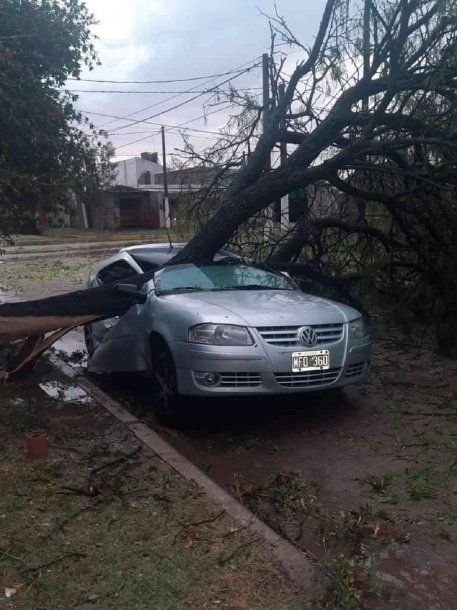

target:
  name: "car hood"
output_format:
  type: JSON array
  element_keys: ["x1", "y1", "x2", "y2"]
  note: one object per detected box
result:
[{"x1": 161, "y1": 289, "x2": 360, "y2": 327}]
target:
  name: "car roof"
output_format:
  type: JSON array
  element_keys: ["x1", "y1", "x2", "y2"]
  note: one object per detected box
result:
[
  {"x1": 119, "y1": 242, "x2": 241, "y2": 271},
  {"x1": 119, "y1": 243, "x2": 185, "y2": 270},
  {"x1": 120, "y1": 242, "x2": 187, "y2": 253}
]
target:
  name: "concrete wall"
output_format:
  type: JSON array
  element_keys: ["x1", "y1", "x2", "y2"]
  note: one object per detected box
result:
[
  {"x1": 114, "y1": 157, "x2": 163, "y2": 188},
  {"x1": 88, "y1": 192, "x2": 121, "y2": 230},
  {"x1": 71, "y1": 189, "x2": 163, "y2": 230}
]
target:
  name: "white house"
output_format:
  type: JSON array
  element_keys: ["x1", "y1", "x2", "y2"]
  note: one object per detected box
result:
[{"x1": 114, "y1": 152, "x2": 163, "y2": 188}]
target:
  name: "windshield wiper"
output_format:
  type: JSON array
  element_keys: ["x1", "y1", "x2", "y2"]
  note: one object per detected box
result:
[
  {"x1": 160, "y1": 286, "x2": 206, "y2": 294},
  {"x1": 213, "y1": 284, "x2": 285, "y2": 291}
]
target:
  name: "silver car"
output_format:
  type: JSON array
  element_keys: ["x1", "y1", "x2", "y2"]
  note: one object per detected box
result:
[{"x1": 85, "y1": 243, "x2": 371, "y2": 423}]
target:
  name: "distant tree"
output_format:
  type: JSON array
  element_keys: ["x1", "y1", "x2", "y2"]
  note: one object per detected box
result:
[{"x1": 0, "y1": 0, "x2": 114, "y2": 235}]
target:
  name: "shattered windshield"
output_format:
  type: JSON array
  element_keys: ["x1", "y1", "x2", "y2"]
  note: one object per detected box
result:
[{"x1": 154, "y1": 262, "x2": 294, "y2": 295}]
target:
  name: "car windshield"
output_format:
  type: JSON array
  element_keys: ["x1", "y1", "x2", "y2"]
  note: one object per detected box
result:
[{"x1": 154, "y1": 262, "x2": 294, "y2": 295}]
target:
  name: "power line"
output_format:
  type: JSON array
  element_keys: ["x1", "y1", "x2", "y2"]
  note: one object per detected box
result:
[
  {"x1": 93, "y1": 56, "x2": 261, "y2": 131},
  {"x1": 109, "y1": 63, "x2": 260, "y2": 133},
  {"x1": 114, "y1": 103, "x2": 234, "y2": 150},
  {"x1": 67, "y1": 66, "x2": 256, "y2": 85},
  {"x1": 82, "y1": 111, "x2": 224, "y2": 135},
  {"x1": 79, "y1": 54, "x2": 262, "y2": 154},
  {"x1": 115, "y1": 130, "x2": 161, "y2": 150},
  {"x1": 172, "y1": 103, "x2": 238, "y2": 131},
  {"x1": 93, "y1": 83, "x2": 206, "y2": 130},
  {"x1": 106, "y1": 129, "x2": 220, "y2": 141},
  {"x1": 65, "y1": 87, "x2": 262, "y2": 94}
]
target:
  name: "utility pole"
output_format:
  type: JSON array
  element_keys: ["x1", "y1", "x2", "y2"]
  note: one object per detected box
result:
[
  {"x1": 262, "y1": 53, "x2": 273, "y2": 236},
  {"x1": 262, "y1": 53, "x2": 270, "y2": 133},
  {"x1": 362, "y1": 0, "x2": 371, "y2": 113},
  {"x1": 278, "y1": 83, "x2": 289, "y2": 231},
  {"x1": 161, "y1": 125, "x2": 170, "y2": 229}
]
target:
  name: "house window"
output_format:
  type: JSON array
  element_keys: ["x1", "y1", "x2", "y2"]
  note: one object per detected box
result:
[{"x1": 138, "y1": 170, "x2": 151, "y2": 185}]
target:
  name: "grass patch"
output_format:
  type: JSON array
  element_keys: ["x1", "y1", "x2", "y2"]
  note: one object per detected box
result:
[
  {"x1": 405, "y1": 464, "x2": 452, "y2": 501},
  {"x1": 366, "y1": 473, "x2": 398, "y2": 503},
  {"x1": 311, "y1": 555, "x2": 383, "y2": 610},
  {"x1": 431, "y1": 507, "x2": 457, "y2": 540},
  {"x1": 364, "y1": 463, "x2": 454, "y2": 504},
  {"x1": 243, "y1": 473, "x2": 406, "y2": 609},
  {"x1": 0, "y1": 380, "x2": 301, "y2": 609},
  {"x1": 0, "y1": 256, "x2": 99, "y2": 293}
]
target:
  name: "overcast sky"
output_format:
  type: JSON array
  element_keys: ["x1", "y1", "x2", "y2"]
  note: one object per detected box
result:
[{"x1": 75, "y1": 0, "x2": 327, "y2": 162}]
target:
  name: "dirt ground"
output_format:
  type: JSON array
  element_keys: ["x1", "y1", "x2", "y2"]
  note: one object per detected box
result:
[
  {"x1": 4, "y1": 227, "x2": 182, "y2": 248},
  {"x1": 1, "y1": 246, "x2": 456, "y2": 609},
  {"x1": 96, "y1": 340, "x2": 457, "y2": 610}
]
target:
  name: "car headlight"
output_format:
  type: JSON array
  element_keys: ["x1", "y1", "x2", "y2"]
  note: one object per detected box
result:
[
  {"x1": 348, "y1": 317, "x2": 368, "y2": 339},
  {"x1": 189, "y1": 324, "x2": 254, "y2": 346}
]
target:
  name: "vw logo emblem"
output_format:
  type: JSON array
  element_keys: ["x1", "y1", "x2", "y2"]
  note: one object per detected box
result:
[{"x1": 299, "y1": 326, "x2": 317, "y2": 347}]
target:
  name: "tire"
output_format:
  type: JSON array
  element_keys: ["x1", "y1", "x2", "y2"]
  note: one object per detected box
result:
[
  {"x1": 150, "y1": 343, "x2": 184, "y2": 427},
  {"x1": 84, "y1": 324, "x2": 95, "y2": 357}
]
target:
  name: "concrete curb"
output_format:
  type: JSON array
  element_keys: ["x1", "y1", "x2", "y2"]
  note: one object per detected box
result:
[{"x1": 49, "y1": 353, "x2": 316, "y2": 592}]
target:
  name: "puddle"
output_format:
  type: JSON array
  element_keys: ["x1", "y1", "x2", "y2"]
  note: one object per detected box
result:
[
  {"x1": 39, "y1": 380, "x2": 91, "y2": 404},
  {"x1": 0, "y1": 286, "x2": 20, "y2": 304},
  {"x1": 53, "y1": 328, "x2": 88, "y2": 368}
]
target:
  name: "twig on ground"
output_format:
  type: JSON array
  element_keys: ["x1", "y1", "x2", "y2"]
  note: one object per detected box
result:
[
  {"x1": 19, "y1": 552, "x2": 87, "y2": 576},
  {"x1": 49, "y1": 443, "x2": 84, "y2": 454},
  {"x1": 0, "y1": 547, "x2": 30, "y2": 567},
  {"x1": 248, "y1": 491, "x2": 290, "y2": 507},
  {"x1": 51, "y1": 500, "x2": 102, "y2": 535},
  {"x1": 82, "y1": 582, "x2": 127, "y2": 605},
  {"x1": 120, "y1": 487, "x2": 149, "y2": 497},
  {"x1": 396, "y1": 411, "x2": 456, "y2": 417},
  {"x1": 218, "y1": 537, "x2": 258, "y2": 565},
  {"x1": 59, "y1": 484, "x2": 100, "y2": 497},
  {"x1": 152, "y1": 492, "x2": 172, "y2": 503},
  {"x1": 88, "y1": 445, "x2": 141, "y2": 479},
  {"x1": 174, "y1": 509, "x2": 225, "y2": 543}
]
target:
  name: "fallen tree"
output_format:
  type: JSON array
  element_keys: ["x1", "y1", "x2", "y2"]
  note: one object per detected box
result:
[{"x1": 2, "y1": 0, "x2": 457, "y2": 376}]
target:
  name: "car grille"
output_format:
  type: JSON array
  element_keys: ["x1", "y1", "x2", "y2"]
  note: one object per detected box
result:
[
  {"x1": 275, "y1": 367, "x2": 341, "y2": 388},
  {"x1": 219, "y1": 372, "x2": 262, "y2": 387},
  {"x1": 346, "y1": 362, "x2": 366, "y2": 378},
  {"x1": 256, "y1": 323, "x2": 344, "y2": 347}
]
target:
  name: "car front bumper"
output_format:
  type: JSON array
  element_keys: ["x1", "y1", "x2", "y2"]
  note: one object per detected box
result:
[{"x1": 168, "y1": 333, "x2": 372, "y2": 396}]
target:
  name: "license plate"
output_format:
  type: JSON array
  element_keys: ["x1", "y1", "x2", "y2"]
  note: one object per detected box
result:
[{"x1": 292, "y1": 350, "x2": 330, "y2": 372}]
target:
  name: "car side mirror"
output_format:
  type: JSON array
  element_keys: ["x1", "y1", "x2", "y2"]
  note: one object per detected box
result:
[
  {"x1": 295, "y1": 278, "x2": 315, "y2": 293},
  {"x1": 114, "y1": 283, "x2": 147, "y2": 303}
]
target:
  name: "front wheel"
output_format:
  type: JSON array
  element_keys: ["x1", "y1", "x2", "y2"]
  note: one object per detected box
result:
[{"x1": 150, "y1": 345, "x2": 184, "y2": 427}]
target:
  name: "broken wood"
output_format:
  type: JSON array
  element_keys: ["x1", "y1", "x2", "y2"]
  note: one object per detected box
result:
[
  {"x1": 218, "y1": 537, "x2": 259, "y2": 565},
  {"x1": 0, "y1": 279, "x2": 150, "y2": 377},
  {"x1": 19, "y1": 552, "x2": 87, "y2": 576},
  {"x1": 88, "y1": 445, "x2": 142, "y2": 480},
  {"x1": 174, "y1": 509, "x2": 226, "y2": 543}
]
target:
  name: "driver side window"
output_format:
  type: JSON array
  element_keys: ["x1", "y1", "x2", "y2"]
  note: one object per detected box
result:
[{"x1": 97, "y1": 260, "x2": 137, "y2": 285}]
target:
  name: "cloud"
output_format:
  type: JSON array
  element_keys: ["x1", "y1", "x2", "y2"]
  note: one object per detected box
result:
[{"x1": 75, "y1": 0, "x2": 327, "y2": 159}]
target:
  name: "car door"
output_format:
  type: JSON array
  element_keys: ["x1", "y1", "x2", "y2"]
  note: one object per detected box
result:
[
  {"x1": 89, "y1": 257, "x2": 141, "y2": 349},
  {"x1": 87, "y1": 276, "x2": 156, "y2": 374}
]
